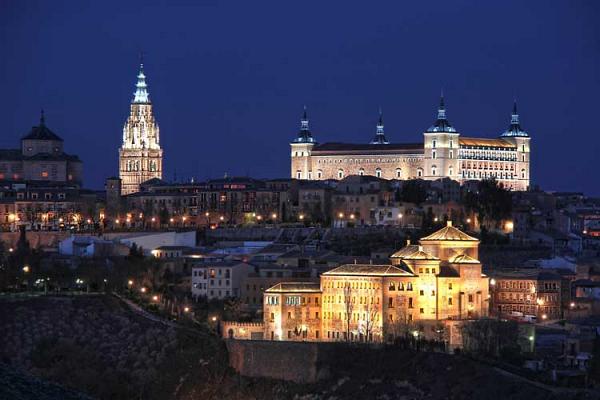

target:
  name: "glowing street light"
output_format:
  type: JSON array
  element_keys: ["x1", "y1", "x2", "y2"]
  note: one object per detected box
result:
[
  {"x1": 271, "y1": 213, "x2": 277, "y2": 219},
  {"x1": 398, "y1": 213, "x2": 403, "y2": 219},
  {"x1": 128, "y1": 279, "x2": 133, "y2": 286},
  {"x1": 219, "y1": 216, "x2": 225, "y2": 221},
  {"x1": 490, "y1": 278, "x2": 496, "y2": 286},
  {"x1": 184, "y1": 307, "x2": 190, "y2": 313},
  {"x1": 205, "y1": 212, "x2": 210, "y2": 217},
  {"x1": 151, "y1": 217, "x2": 156, "y2": 222},
  {"x1": 22, "y1": 265, "x2": 30, "y2": 273},
  {"x1": 298, "y1": 214, "x2": 304, "y2": 220},
  {"x1": 169, "y1": 218, "x2": 174, "y2": 223},
  {"x1": 338, "y1": 212, "x2": 344, "y2": 219},
  {"x1": 115, "y1": 219, "x2": 120, "y2": 224},
  {"x1": 466, "y1": 218, "x2": 472, "y2": 224},
  {"x1": 152, "y1": 295, "x2": 159, "y2": 301},
  {"x1": 211, "y1": 316, "x2": 217, "y2": 322},
  {"x1": 541, "y1": 313, "x2": 548, "y2": 320},
  {"x1": 570, "y1": 302, "x2": 575, "y2": 308},
  {"x1": 349, "y1": 214, "x2": 355, "y2": 220},
  {"x1": 140, "y1": 287, "x2": 147, "y2": 293}
]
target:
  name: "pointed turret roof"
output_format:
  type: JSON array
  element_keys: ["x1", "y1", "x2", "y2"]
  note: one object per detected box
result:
[
  {"x1": 132, "y1": 63, "x2": 150, "y2": 104},
  {"x1": 426, "y1": 93, "x2": 456, "y2": 133},
  {"x1": 292, "y1": 105, "x2": 316, "y2": 143},
  {"x1": 22, "y1": 110, "x2": 63, "y2": 141},
  {"x1": 500, "y1": 100, "x2": 529, "y2": 137},
  {"x1": 370, "y1": 108, "x2": 389, "y2": 144}
]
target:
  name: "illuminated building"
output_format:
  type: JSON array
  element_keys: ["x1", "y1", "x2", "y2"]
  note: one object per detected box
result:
[
  {"x1": 119, "y1": 62, "x2": 163, "y2": 195},
  {"x1": 245, "y1": 221, "x2": 490, "y2": 343},
  {"x1": 0, "y1": 111, "x2": 82, "y2": 185},
  {"x1": 290, "y1": 98, "x2": 530, "y2": 191}
]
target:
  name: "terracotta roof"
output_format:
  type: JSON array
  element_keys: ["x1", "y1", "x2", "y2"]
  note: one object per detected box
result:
[
  {"x1": 265, "y1": 282, "x2": 321, "y2": 293},
  {"x1": 420, "y1": 222, "x2": 479, "y2": 242},
  {"x1": 459, "y1": 137, "x2": 515, "y2": 149},
  {"x1": 401, "y1": 249, "x2": 439, "y2": 261},
  {"x1": 390, "y1": 245, "x2": 420, "y2": 259},
  {"x1": 322, "y1": 264, "x2": 414, "y2": 276},
  {"x1": 449, "y1": 254, "x2": 480, "y2": 264}
]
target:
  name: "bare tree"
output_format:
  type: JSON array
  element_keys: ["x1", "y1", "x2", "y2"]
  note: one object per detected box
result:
[
  {"x1": 343, "y1": 283, "x2": 353, "y2": 342},
  {"x1": 360, "y1": 289, "x2": 380, "y2": 342}
]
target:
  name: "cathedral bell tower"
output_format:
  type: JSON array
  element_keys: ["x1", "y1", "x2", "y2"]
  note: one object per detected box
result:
[{"x1": 119, "y1": 62, "x2": 163, "y2": 195}]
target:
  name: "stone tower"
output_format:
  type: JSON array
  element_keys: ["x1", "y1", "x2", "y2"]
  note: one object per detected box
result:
[
  {"x1": 423, "y1": 94, "x2": 460, "y2": 181},
  {"x1": 119, "y1": 62, "x2": 163, "y2": 195},
  {"x1": 290, "y1": 106, "x2": 316, "y2": 180},
  {"x1": 500, "y1": 101, "x2": 531, "y2": 191}
]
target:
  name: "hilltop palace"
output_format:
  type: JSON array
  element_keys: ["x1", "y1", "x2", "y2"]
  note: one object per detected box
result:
[{"x1": 290, "y1": 98, "x2": 531, "y2": 191}]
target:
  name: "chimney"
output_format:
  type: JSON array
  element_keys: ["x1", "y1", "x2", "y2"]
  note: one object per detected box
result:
[
  {"x1": 447, "y1": 220, "x2": 453, "y2": 227},
  {"x1": 406, "y1": 239, "x2": 411, "y2": 246},
  {"x1": 418, "y1": 245, "x2": 423, "y2": 252}
]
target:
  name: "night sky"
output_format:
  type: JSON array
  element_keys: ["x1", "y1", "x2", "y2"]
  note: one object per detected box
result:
[{"x1": 1, "y1": 1, "x2": 599, "y2": 195}]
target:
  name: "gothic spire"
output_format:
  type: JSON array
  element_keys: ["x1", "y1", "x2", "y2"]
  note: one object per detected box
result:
[
  {"x1": 427, "y1": 92, "x2": 456, "y2": 133},
  {"x1": 293, "y1": 105, "x2": 315, "y2": 143},
  {"x1": 370, "y1": 108, "x2": 389, "y2": 144},
  {"x1": 133, "y1": 62, "x2": 150, "y2": 104},
  {"x1": 501, "y1": 100, "x2": 529, "y2": 137}
]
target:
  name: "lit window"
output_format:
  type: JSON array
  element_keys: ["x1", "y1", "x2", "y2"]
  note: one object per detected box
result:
[
  {"x1": 337, "y1": 169, "x2": 344, "y2": 179},
  {"x1": 375, "y1": 168, "x2": 381, "y2": 178},
  {"x1": 396, "y1": 168, "x2": 401, "y2": 178},
  {"x1": 41, "y1": 171, "x2": 48, "y2": 178}
]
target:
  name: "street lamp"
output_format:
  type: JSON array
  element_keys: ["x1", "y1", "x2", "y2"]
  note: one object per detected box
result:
[{"x1": 22, "y1": 265, "x2": 30, "y2": 273}]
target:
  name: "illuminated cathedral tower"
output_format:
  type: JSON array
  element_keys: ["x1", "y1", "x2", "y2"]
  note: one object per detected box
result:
[{"x1": 119, "y1": 62, "x2": 163, "y2": 195}]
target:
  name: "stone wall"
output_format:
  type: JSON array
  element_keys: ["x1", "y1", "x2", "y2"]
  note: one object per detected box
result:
[{"x1": 226, "y1": 340, "x2": 321, "y2": 383}]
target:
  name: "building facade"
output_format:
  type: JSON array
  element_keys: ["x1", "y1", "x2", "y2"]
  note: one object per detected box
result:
[
  {"x1": 290, "y1": 99, "x2": 531, "y2": 191},
  {"x1": 256, "y1": 221, "x2": 489, "y2": 343},
  {"x1": 489, "y1": 270, "x2": 566, "y2": 320},
  {"x1": 119, "y1": 63, "x2": 163, "y2": 195},
  {"x1": 0, "y1": 112, "x2": 82, "y2": 186}
]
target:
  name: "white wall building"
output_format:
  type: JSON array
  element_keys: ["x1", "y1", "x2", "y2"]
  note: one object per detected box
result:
[{"x1": 192, "y1": 261, "x2": 253, "y2": 300}]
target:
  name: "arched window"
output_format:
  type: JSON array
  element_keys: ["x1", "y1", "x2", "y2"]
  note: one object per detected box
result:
[
  {"x1": 337, "y1": 169, "x2": 344, "y2": 179},
  {"x1": 449, "y1": 167, "x2": 453, "y2": 176},
  {"x1": 307, "y1": 171, "x2": 312, "y2": 180},
  {"x1": 407, "y1": 282, "x2": 413, "y2": 291},
  {"x1": 396, "y1": 168, "x2": 402, "y2": 179},
  {"x1": 398, "y1": 282, "x2": 404, "y2": 291},
  {"x1": 358, "y1": 168, "x2": 365, "y2": 176},
  {"x1": 521, "y1": 169, "x2": 526, "y2": 179},
  {"x1": 317, "y1": 170, "x2": 323, "y2": 179},
  {"x1": 375, "y1": 168, "x2": 382, "y2": 178},
  {"x1": 389, "y1": 282, "x2": 396, "y2": 291},
  {"x1": 431, "y1": 166, "x2": 437, "y2": 176},
  {"x1": 296, "y1": 170, "x2": 302, "y2": 179},
  {"x1": 417, "y1": 168, "x2": 423, "y2": 178},
  {"x1": 432, "y1": 150, "x2": 437, "y2": 159}
]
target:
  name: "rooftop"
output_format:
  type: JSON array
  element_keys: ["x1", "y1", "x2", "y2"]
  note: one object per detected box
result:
[
  {"x1": 265, "y1": 282, "x2": 321, "y2": 293},
  {"x1": 312, "y1": 142, "x2": 423, "y2": 156},
  {"x1": 449, "y1": 254, "x2": 480, "y2": 264},
  {"x1": 323, "y1": 264, "x2": 414, "y2": 277},
  {"x1": 420, "y1": 221, "x2": 479, "y2": 242},
  {"x1": 459, "y1": 137, "x2": 516, "y2": 149}
]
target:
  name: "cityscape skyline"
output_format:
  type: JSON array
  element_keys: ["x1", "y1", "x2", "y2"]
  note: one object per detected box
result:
[{"x1": 1, "y1": 1, "x2": 599, "y2": 195}]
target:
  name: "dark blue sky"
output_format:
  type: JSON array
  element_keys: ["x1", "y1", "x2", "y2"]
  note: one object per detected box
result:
[{"x1": 1, "y1": 1, "x2": 599, "y2": 195}]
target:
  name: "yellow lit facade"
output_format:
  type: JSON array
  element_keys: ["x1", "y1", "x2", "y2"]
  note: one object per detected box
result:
[{"x1": 261, "y1": 222, "x2": 489, "y2": 342}]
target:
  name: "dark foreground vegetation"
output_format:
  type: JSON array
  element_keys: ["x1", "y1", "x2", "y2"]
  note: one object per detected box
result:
[{"x1": 0, "y1": 294, "x2": 596, "y2": 400}]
